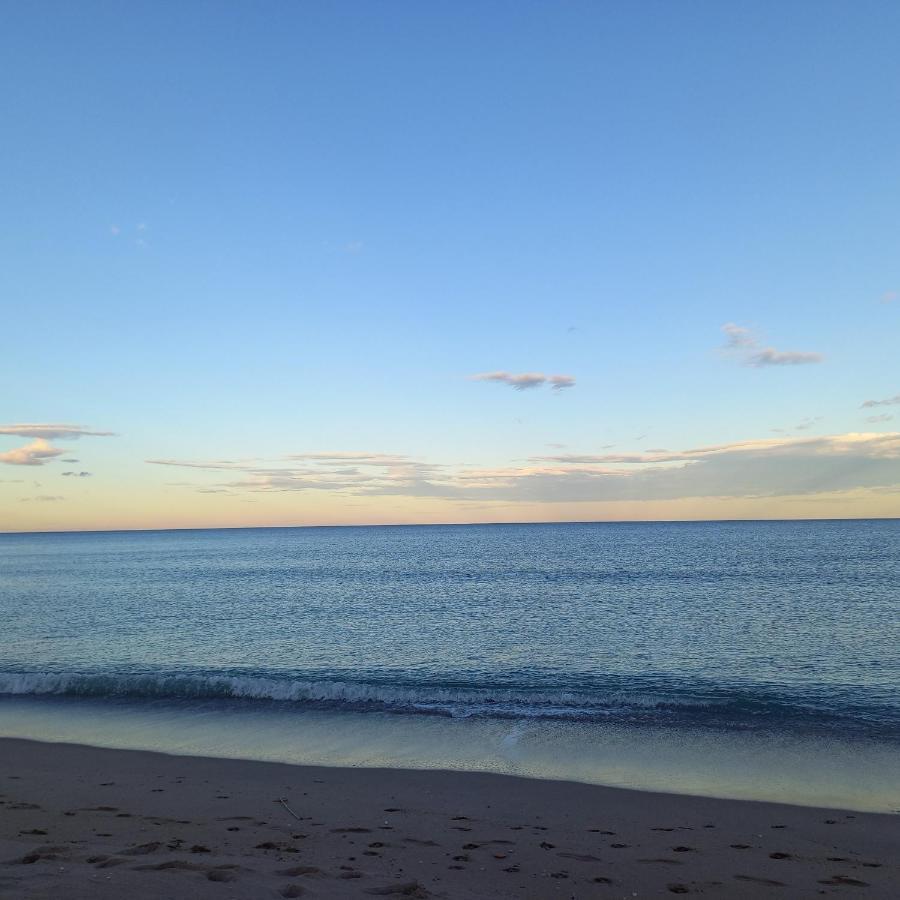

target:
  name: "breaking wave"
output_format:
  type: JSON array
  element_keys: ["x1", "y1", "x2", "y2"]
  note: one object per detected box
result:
[{"x1": 0, "y1": 667, "x2": 896, "y2": 737}]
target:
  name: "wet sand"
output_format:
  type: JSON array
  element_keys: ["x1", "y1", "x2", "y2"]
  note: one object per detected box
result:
[{"x1": 0, "y1": 737, "x2": 897, "y2": 898}]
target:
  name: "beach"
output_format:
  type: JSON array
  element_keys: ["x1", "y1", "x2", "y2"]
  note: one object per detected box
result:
[{"x1": 1, "y1": 737, "x2": 897, "y2": 899}]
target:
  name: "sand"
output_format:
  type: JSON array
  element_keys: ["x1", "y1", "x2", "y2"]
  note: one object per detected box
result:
[{"x1": 0, "y1": 737, "x2": 897, "y2": 898}]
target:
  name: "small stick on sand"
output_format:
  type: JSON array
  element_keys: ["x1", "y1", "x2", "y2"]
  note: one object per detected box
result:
[{"x1": 278, "y1": 797, "x2": 302, "y2": 820}]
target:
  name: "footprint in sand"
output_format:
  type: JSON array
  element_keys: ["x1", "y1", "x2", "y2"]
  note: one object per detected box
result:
[
  {"x1": 133, "y1": 859, "x2": 208, "y2": 872},
  {"x1": 119, "y1": 841, "x2": 162, "y2": 855},
  {"x1": 278, "y1": 865, "x2": 321, "y2": 876},
  {"x1": 819, "y1": 875, "x2": 870, "y2": 887},
  {"x1": 207, "y1": 869, "x2": 237, "y2": 882},
  {"x1": 16, "y1": 847, "x2": 68, "y2": 865},
  {"x1": 734, "y1": 874, "x2": 786, "y2": 886},
  {"x1": 364, "y1": 883, "x2": 429, "y2": 897}
]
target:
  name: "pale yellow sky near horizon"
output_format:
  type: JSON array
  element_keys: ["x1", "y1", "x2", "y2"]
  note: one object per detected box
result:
[
  {"x1": 2, "y1": 428, "x2": 899, "y2": 533},
  {"x1": 4, "y1": 485, "x2": 900, "y2": 534}
]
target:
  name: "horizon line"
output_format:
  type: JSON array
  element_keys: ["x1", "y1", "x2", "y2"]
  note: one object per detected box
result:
[{"x1": 2, "y1": 514, "x2": 898, "y2": 537}]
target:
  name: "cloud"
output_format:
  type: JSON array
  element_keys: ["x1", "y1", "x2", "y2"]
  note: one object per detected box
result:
[
  {"x1": 721, "y1": 322, "x2": 755, "y2": 348},
  {"x1": 861, "y1": 393, "x2": 900, "y2": 409},
  {"x1": 879, "y1": 291, "x2": 897, "y2": 304},
  {"x1": 20, "y1": 495, "x2": 64, "y2": 502},
  {"x1": 772, "y1": 416, "x2": 823, "y2": 434},
  {"x1": 0, "y1": 439, "x2": 66, "y2": 467},
  {"x1": 0, "y1": 424, "x2": 115, "y2": 440},
  {"x1": 62, "y1": 471, "x2": 92, "y2": 477},
  {"x1": 746, "y1": 348, "x2": 823, "y2": 367},
  {"x1": 470, "y1": 371, "x2": 576, "y2": 391},
  {"x1": 147, "y1": 433, "x2": 900, "y2": 506},
  {"x1": 866, "y1": 414, "x2": 894, "y2": 423},
  {"x1": 454, "y1": 433, "x2": 900, "y2": 503},
  {"x1": 719, "y1": 324, "x2": 823, "y2": 368},
  {"x1": 148, "y1": 451, "x2": 448, "y2": 496}
]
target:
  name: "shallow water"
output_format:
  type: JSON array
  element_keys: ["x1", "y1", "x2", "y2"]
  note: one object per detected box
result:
[{"x1": 1, "y1": 521, "x2": 898, "y2": 810}]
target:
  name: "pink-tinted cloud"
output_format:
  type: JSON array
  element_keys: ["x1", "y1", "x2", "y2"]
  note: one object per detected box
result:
[{"x1": 0, "y1": 439, "x2": 66, "y2": 467}]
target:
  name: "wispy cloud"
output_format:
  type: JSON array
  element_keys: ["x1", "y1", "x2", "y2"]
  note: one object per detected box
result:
[
  {"x1": 148, "y1": 433, "x2": 900, "y2": 505},
  {"x1": 0, "y1": 439, "x2": 66, "y2": 467},
  {"x1": 62, "y1": 471, "x2": 93, "y2": 477},
  {"x1": 470, "y1": 371, "x2": 576, "y2": 391},
  {"x1": 719, "y1": 324, "x2": 823, "y2": 368},
  {"x1": 19, "y1": 495, "x2": 64, "y2": 502},
  {"x1": 148, "y1": 451, "x2": 448, "y2": 496},
  {"x1": 746, "y1": 348, "x2": 823, "y2": 367},
  {"x1": 866, "y1": 414, "x2": 894, "y2": 424},
  {"x1": 861, "y1": 393, "x2": 900, "y2": 409},
  {"x1": 0, "y1": 424, "x2": 115, "y2": 440},
  {"x1": 721, "y1": 322, "x2": 756, "y2": 348},
  {"x1": 772, "y1": 416, "x2": 823, "y2": 434}
]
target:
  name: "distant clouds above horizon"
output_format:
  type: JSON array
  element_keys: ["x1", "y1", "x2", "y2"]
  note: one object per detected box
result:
[
  {"x1": 470, "y1": 371, "x2": 576, "y2": 390},
  {"x1": 0, "y1": 426, "x2": 114, "y2": 468},
  {"x1": 0, "y1": 424, "x2": 115, "y2": 440},
  {"x1": 720, "y1": 324, "x2": 823, "y2": 368},
  {"x1": 862, "y1": 393, "x2": 900, "y2": 408},
  {"x1": 142, "y1": 431, "x2": 900, "y2": 507}
]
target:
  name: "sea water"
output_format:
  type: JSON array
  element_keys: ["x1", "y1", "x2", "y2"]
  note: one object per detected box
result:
[{"x1": 1, "y1": 521, "x2": 898, "y2": 811}]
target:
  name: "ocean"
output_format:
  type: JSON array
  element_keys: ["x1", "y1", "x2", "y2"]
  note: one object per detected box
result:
[{"x1": 1, "y1": 520, "x2": 898, "y2": 811}]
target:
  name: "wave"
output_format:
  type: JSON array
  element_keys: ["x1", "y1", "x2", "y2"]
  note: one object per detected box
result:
[{"x1": 1, "y1": 668, "x2": 897, "y2": 738}]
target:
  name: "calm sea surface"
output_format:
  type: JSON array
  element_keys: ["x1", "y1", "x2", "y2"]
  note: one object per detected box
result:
[{"x1": 2, "y1": 521, "x2": 898, "y2": 810}]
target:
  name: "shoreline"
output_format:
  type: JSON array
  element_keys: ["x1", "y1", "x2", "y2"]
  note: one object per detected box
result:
[{"x1": 1, "y1": 737, "x2": 898, "y2": 898}]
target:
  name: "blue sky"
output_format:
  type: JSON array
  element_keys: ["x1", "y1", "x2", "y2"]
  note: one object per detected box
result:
[{"x1": 2, "y1": 1, "x2": 899, "y2": 529}]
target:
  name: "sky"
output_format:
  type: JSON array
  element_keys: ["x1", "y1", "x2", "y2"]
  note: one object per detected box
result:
[{"x1": 2, "y1": 0, "x2": 899, "y2": 532}]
